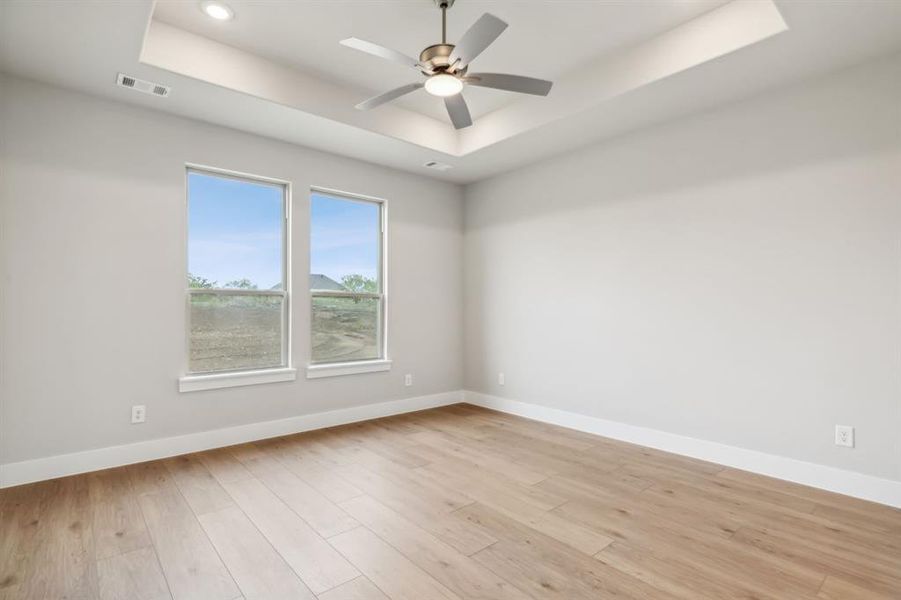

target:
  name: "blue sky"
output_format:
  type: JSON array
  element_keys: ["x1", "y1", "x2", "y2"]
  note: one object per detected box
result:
[
  {"x1": 188, "y1": 172, "x2": 378, "y2": 289},
  {"x1": 188, "y1": 172, "x2": 283, "y2": 289},
  {"x1": 310, "y1": 192, "x2": 379, "y2": 284}
]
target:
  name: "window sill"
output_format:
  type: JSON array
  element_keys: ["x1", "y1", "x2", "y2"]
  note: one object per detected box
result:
[
  {"x1": 306, "y1": 359, "x2": 392, "y2": 379},
  {"x1": 179, "y1": 367, "x2": 297, "y2": 393}
]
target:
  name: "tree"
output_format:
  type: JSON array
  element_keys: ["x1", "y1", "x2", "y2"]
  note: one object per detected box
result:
[
  {"x1": 224, "y1": 278, "x2": 257, "y2": 290},
  {"x1": 187, "y1": 273, "x2": 217, "y2": 289},
  {"x1": 341, "y1": 274, "x2": 377, "y2": 294}
]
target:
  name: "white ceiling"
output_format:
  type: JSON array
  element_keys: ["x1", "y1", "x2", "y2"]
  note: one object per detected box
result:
[
  {"x1": 151, "y1": 0, "x2": 727, "y2": 122},
  {"x1": 1, "y1": 1, "x2": 900, "y2": 183}
]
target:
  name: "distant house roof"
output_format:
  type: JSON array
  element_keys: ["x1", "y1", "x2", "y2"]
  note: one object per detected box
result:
[{"x1": 310, "y1": 274, "x2": 346, "y2": 291}]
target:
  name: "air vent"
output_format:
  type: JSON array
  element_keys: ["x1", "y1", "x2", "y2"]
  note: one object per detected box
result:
[
  {"x1": 424, "y1": 160, "x2": 453, "y2": 171},
  {"x1": 116, "y1": 73, "x2": 171, "y2": 98}
]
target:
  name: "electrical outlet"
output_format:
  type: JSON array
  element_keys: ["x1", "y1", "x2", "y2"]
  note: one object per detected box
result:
[
  {"x1": 131, "y1": 405, "x2": 146, "y2": 424},
  {"x1": 404, "y1": 374, "x2": 413, "y2": 387},
  {"x1": 498, "y1": 372, "x2": 505, "y2": 386},
  {"x1": 835, "y1": 425, "x2": 854, "y2": 448}
]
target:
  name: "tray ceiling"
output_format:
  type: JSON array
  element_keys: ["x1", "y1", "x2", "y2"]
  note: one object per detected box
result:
[{"x1": 2, "y1": 1, "x2": 900, "y2": 182}]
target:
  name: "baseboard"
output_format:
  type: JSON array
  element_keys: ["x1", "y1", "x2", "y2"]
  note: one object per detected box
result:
[
  {"x1": 464, "y1": 391, "x2": 901, "y2": 509},
  {"x1": 7, "y1": 389, "x2": 899, "y2": 508},
  {"x1": 0, "y1": 390, "x2": 462, "y2": 488}
]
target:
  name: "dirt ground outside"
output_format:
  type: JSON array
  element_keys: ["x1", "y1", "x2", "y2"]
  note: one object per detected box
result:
[{"x1": 188, "y1": 294, "x2": 378, "y2": 372}]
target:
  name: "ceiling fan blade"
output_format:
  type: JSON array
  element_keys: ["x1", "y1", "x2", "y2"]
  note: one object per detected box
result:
[
  {"x1": 340, "y1": 37, "x2": 422, "y2": 70},
  {"x1": 444, "y1": 93, "x2": 473, "y2": 129},
  {"x1": 355, "y1": 83, "x2": 424, "y2": 110},
  {"x1": 465, "y1": 73, "x2": 553, "y2": 96},
  {"x1": 448, "y1": 13, "x2": 508, "y2": 69}
]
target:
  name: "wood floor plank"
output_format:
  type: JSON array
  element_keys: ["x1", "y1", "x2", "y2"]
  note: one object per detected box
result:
[
  {"x1": 817, "y1": 575, "x2": 898, "y2": 600},
  {"x1": 459, "y1": 502, "x2": 681, "y2": 600},
  {"x1": 163, "y1": 454, "x2": 235, "y2": 516},
  {"x1": 96, "y1": 546, "x2": 171, "y2": 600},
  {"x1": 719, "y1": 467, "x2": 901, "y2": 521},
  {"x1": 127, "y1": 460, "x2": 178, "y2": 496},
  {"x1": 317, "y1": 576, "x2": 389, "y2": 600},
  {"x1": 221, "y1": 476, "x2": 359, "y2": 594},
  {"x1": 17, "y1": 477, "x2": 98, "y2": 600},
  {"x1": 417, "y1": 456, "x2": 565, "y2": 512},
  {"x1": 227, "y1": 442, "x2": 286, "y2": 475},
  {"x1": 643, "y1": 480, "x2": 901, "y2": 555},
  {"x1": 194, "y1": 447, "x2": 255, "y2": 485},
  {"x1": 538, "y1": 475, "x2": 741, "y2": 540},
  {"x1": 198, "y1": 506, "x2": 315, "y2": 600},
  {"x1": 369, "y1": 413, "x2": 430, "y2": 437},
  {"x1": 328, "y1": 527, "x2": 462, "y2": 600},
  {"x1": 137, "y1": 489, "x2": 240, "y2": 600},
  {"x1": 89, "y1": 467, "x2": 153, "y2": 559},
  {"x1": 595, "y1": 541, "x2": 770, "y2": 600},
  {"x1": 252, "y1": 463, "x2": 359, "y2": 538},
  {"x1": 335, "y1": 422, "x2": 430, "y2": 468},
  {"x1": 339, "y1": 495, "x2": 531, "y2": 600},
  {"x1": 403, "y1": 412, "x2": 495, "y2": 443},
  {"x1": 2, "y1": 405, "x2": 899, "y2": 600},
  {"x1": 732, "y1": 525, "x2": 901, "y2": 596},
  {"x1": 618, "y1": 459, "x2": 820, "y2": 514},
  {"x1": 261, "y1": 438, "x2": 364, "y2": 503},
  {"x1": 0, "y1": 481, "x2": 57, "y2": 599},
  {"x1": 473, "y1": 427, "x2": 625, "y2": 477},
  {"x1": 409, "y1": 429, "x2": 549, "y2": 485},
  {"x1": 812, "y1": 502, "x2": 901, "y2": 537},
  {"x1": 418, "y1": 460, "x2": 612, "y2": 556},
  {"x1": 534, "y1": 471, "x2": 652, "y2": 503},
  {"x1": 444, "y1": 405, "x2": 599, "y2": 452},
  {"x1": 342, "y1": 446, "x2": 476, "y2": 512},
  {"x1": 554, "y1": 497, "x2": 826, "y2": 598},
  {"x1": 334, "y1": 462, "x2": 497, "y2": 556}
]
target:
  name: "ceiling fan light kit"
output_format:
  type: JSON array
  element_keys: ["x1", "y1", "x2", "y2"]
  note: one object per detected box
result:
[
  {"x1": 340, "y1": 0, "x2": 553, "y2": 129},
  {"x1": 424, "y1": 73, "x2": 463, "y2": 97}
]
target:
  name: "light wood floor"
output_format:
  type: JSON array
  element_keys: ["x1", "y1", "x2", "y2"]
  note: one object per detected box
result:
[{"x1": 1, "y1": 404, "x2": 899, "y2": 600}]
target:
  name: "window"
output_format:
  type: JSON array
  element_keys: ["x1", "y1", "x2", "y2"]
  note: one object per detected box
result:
[
  {"x1": 184, "y1": 168, "x2": 290, "y2": 383},
  {"x1": 309, "y1": 189, "x2": 386, "y2": 369}
]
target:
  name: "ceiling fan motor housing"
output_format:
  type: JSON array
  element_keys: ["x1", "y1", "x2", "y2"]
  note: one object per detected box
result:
[{"x1": 419, "y1": 44, "x2": 465, "y2": 75}]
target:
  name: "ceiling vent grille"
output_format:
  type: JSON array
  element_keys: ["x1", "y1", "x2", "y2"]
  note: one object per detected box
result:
[
  {"x1": 116, "y1": 73, "x2": 171, "y2": 98},
  {"x1": 424, "y1": 160, "x2": 453, "y2": 171}
]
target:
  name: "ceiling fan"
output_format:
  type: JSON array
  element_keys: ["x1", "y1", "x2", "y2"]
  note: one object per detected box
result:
[{"x1": 340, "y1": 0, "x2": 553, "y2": 130}]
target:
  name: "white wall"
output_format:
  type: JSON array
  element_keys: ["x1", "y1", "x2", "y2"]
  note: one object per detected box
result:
[
  {"x1": 464, "y1": 55, "x2": 901, "y2": 482},
  {"x1": 0, "y1": 75, "x2": 463, "y2": 465},
  {"x1": 3, "y1": 53, "x2": 900, "y2": 490}
]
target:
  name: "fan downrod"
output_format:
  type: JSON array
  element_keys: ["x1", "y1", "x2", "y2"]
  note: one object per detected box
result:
[{"x1": 423, "y1": 0, "x2": 462, "y2": 75}]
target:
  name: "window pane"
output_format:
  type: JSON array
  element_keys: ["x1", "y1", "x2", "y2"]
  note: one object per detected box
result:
[
  {"x1": 311, "y1": 296, "x2": 379, "y2": 363},
  {"x1": 188, "y1": 171, "x2": 284, "y2": 291},
  {"x1": 310, "y1": 193, "x2": 379, "y2": 292},
  {"x1": 189, "y1": 293, "x2": 284, "y2": 373}
]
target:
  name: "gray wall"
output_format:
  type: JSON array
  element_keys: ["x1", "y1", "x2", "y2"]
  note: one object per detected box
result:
[
  {"x1": 463, "y1": 55, "x2": 901, "y2": 481},
  {"x1": 3, "y1": 54, "x2": 900, "y2": 484},
  {"x1": 0, "y1": 75, "x2": 464, "y2": 464}
]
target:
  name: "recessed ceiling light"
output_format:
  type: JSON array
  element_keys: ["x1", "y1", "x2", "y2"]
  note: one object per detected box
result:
[
  {"x1": 201, "y1": 1, "x2": 234, "y2": 21},
  {"x1": 424, "y1": 74, "x2": 464, "y2": 98}
]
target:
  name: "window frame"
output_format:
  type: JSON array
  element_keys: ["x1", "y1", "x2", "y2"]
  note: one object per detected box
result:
[
  {"x1": 180, "y1": 164, "x2": 294, "y2": 390},
  {"x1": 307, "y1": 186, "x2": 389, "y2": 375}
]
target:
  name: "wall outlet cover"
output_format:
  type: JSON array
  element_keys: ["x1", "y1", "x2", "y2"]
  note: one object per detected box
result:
[{"x1": 835, "y1": 425, "x2": 854, "y2": 448}]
